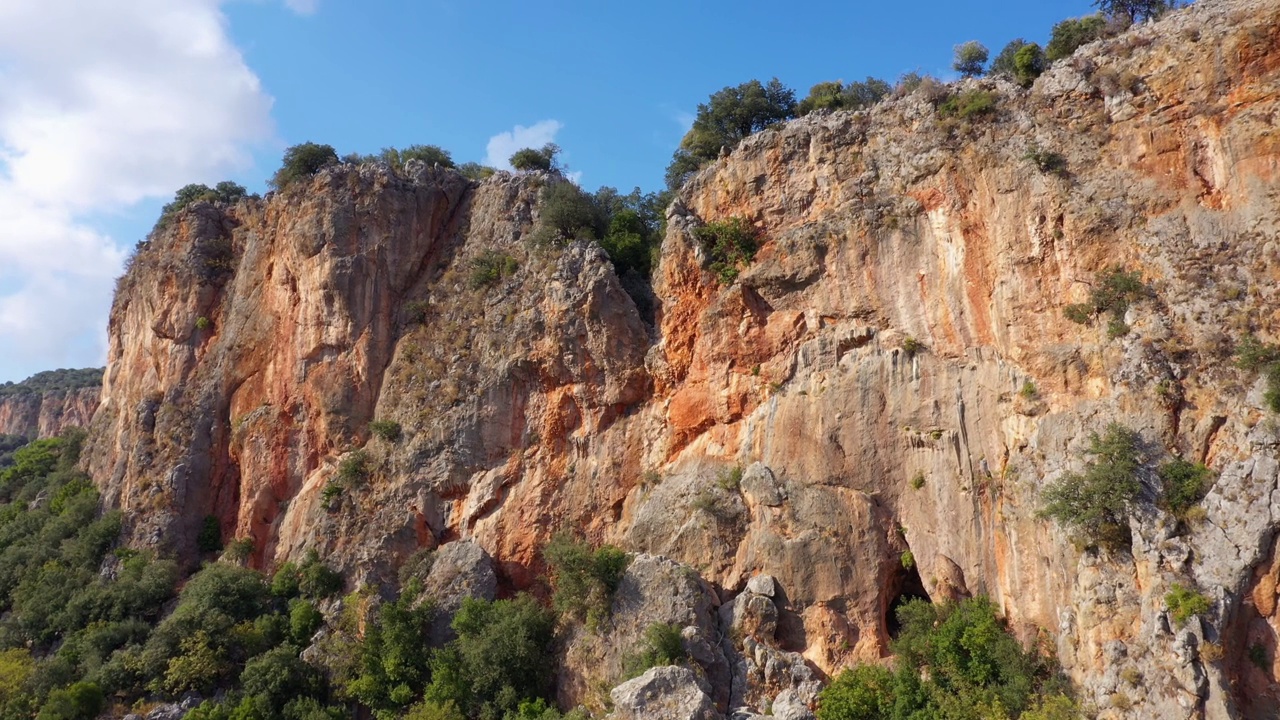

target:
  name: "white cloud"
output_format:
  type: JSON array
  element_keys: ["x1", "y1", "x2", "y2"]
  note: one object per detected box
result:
[
  {"x1": 0, "y1": 0, "x2": 277, "y2": 381},
  {"x1": 484, "y1": 120, "x2": 563, "y2": 170},
  {"x1": 283, "y1": 0, "x2": 319, "y2": 15}
]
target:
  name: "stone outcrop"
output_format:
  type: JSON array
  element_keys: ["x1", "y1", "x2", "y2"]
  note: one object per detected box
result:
[
  {"x1": 80, "y1": 0, "x2": 1280, "y2": 716},
  {"x1": 608, "y1": 667, "x2": 719, "y2": 720},
  {"x1": 0, "y1": 386, "x2": 99, "y2": 439}
]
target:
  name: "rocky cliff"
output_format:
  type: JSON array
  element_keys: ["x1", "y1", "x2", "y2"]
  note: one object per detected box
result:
[
  {"x1": 83, "y1": 0, "x2": 1280, "y2": 717},
  {"x1": 0, "y1": 387, "x2": 100, "y2": 439}
]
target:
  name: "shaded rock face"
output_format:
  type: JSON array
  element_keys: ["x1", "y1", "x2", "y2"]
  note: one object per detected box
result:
[
  {"x1": 0, "y1": 387, "x2": 99, "y2": 439},
  {"x1": 83, "y1": 0, "x2": 1280, "y2": 715}
]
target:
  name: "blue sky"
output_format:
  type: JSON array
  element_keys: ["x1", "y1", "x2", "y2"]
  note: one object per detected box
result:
[{"x1": 0, "y1": 0, "x2": 1098, "y2": 383}]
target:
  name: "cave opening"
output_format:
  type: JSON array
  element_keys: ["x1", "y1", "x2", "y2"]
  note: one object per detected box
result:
[{"x1": 886, "y1": 554, "x2": 931, "y2": 639}]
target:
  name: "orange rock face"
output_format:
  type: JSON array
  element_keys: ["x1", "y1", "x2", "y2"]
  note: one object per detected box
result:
[
  {"x1": 0, "y1": 387, "x2": 99, "y2": 439},
  {"x1": 83, "y1": 1, "x2": 1280, "y2": 715}
]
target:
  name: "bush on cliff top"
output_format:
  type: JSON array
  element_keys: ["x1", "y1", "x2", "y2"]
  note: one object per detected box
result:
[{"x1": 270, "y1": 142, "x2": 340, "y2": 191}]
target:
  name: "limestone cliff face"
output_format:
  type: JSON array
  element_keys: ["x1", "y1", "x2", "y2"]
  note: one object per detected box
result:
[
  {"x1": 85, "y1": 0, "x2": 1280, "y2": 717},
  {"x1": 0, "y1": 387, "x2": 99, "y2": 439}
]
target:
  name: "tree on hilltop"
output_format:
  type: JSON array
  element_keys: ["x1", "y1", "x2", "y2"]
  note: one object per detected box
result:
[
  {"x1": 1094, "y1": 0, "x2": 1171, "y2": 23},
  {"x1": 953, "y1": 41, "x2": 989, "y2": 78}
]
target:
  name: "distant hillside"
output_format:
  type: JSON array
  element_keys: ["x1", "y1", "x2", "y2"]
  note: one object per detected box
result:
[{"x1": 0, "y1": 367, "x2": 104, "y2": 396}]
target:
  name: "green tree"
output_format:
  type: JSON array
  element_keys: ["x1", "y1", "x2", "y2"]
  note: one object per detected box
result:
[
  {"x1": 1041, "y1": 423, "x2": 1145, "y2": 551},
  {"x1": 424, "y1": 595, "x2": 557, "y2": 720},
  {"x1": 529, "y1": 182, "x2": 607, "y2": 247},
  {"x1": 953, "y1": 41, "x2": 989, "y2": 78},
  {"x1": 816, "y1": 665, "x2": 895, "y2": 720},
  {"x1": 797, "y1": 78, "x2": 890, "y2": 116},
  {"x1": 382, "y1": 145, "x2": 455, "y2": 170},
  {"x1": 991, "y1": 40, "x2": 1046, "y2": 86},
  {"x1": 666, "y1": 78, "x2": 796, "y2": 191},
  {"x1": 1094, "y1": 0, "x2": 1170, "y2": 23},
  {"x1": 270, "y1": 143, "x2": 339, "y2": 191},
  {"x1": 510, "y1": 144, "x2": 560, "y2": 173},
  {"x1": 1046, "y1": 14, "x2": 1108, "y2": 61}
]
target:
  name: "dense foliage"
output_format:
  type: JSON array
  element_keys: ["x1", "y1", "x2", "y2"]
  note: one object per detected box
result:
[
  {"x1": 796, "y1": 78, "x2": 890, "y2": 116},
  {"x1": 692, "y1": 217, "x2": 758, "y2": 284},
  {"x1": 0, "y1": 369, "x2": 103, "y2": 398},
  {"x1": 510, "y1": 145, "x2": 561, "y2": 173},
  {"x1": 156, "y1": 182, "x2": 251, "y2": 229},
  {"x1": 665, "y1": 78, "x2": 795, "y2": 191},
  {"x1": 543, "y1": 536, "x2": 629, "y2": 627},
  {"x1": 1040, "y1": 423, "x2": 1145, "y2": 551},
  {"x1": 1062, "y1": 267, "x2": 1148, "y2": 337},
  {"x1": 953, "y1": 41, "x2": 989, "y2": 78},
  {"x1": 1046, "y1": 15, "x2": 1109, "y2": 61},
  {"x1": 271, "y1": 143, "x2": 340, "y2": 191},
  {"x1": 817, "y1": 597, "x2": 1073, "y2": 720}
]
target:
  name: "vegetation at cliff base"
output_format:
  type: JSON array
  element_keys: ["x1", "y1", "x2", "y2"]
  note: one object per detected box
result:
[
  {"x1": 817, "y1": 596, "x2": 1074, "y2": 720},
  {"x1": 544, "y1": 535, "x2": 630, "y2": 628}
]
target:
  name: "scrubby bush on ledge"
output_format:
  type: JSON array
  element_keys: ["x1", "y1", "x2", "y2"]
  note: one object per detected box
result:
[{"x1": 1040, "y1": 423, "x2": 1144, "y2": 552}]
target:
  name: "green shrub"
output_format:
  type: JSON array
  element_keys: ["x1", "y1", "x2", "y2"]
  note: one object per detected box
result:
[
  {"x1": 403, "y1": 300, "x2": 431, "y2": 325},
  {"x1": 338, "y1": 451, "x2": 370, "y2": 485},
  {"x1": 469, "y1": 251, "x2": 519, "y2": 289},
  {"x1": 457, "y1": 163, "x2": 496, "y2": 182},
  {"x1": 1062, "y1": 267, "x2": 1147, "y2": 331},
  {"x1": 405, "y1": 699, "x2": 466, "y2": 720},
  {"x1": 902, "y1": 336, "x2": 924, "y2": 358},
  {"x1": 1025, "y1": 145, "x2": 1068, "y2": 175},
  {"x1": 382, "y1": 145, "x2": 455, "y2": 170},
  {"x1": 953, "y1": 41, "x2": 989, "y2": 77},
  {"x1": 424, "y1": 595, "x2": 556, "y2": 720},
  {"x1": 666, "y1": 78, "x2": 796, "y2": 191},
  {"x1": 1040, "y1": 423, "x2": 1144, "y2": 551},
  {"x1": 156, "y1": 182, "x2": 250, "y2": 229},
  {"x1": 1095, "y1": 0, "x2": 1171, "y2": 23},
  {"x1": 544, "y1": 535, "x2": 631, "y2": 626},
  {"x1": 1047, "y1": 14, "x2": 1108, "y2": 61},
  {"x1": 900, "y1": 550, "x2": 915, "y2": 570},
  {"x1": 271, "y1": 143, "x2": 339, "y2": 191},
  {"x1": 1235, "y1": 335, "x2": 1280, "y2": 370},
  {"x1": 510, "y1": 144, "x2": 560, "y2": 173},
  {"x1": 195, "y1": 316, "x2": 212, "y2": 331},
  {"x1": 623, "y1": 623, "x2": 687, "y2": 680},
  {"x1": 938, "y1": 90, "x2": 998, "y2": 120},
  {"x1": 369, "y1": 420, "x2": 402, "y2": 443},
  {"x1": 797, "y1": 78, "x2": 890, "y2": 115},
  {"x1": 693, "y1": 217, "x2": 757, "y2": 284},
  {"x1": 1165, "y1": 583, "x2": 1212, "y2": 624},
  {"x1": 321, "y1": 482, "x2": 343, "y2": 508},
  {"x1": 1267, "y1": 365, "x2": 1280, "y2": 414},
  {"x1": 530, "y1": 182, "x2": 607, "y2": 247},
  {"x1": 819, "y1": 597, "x2": 1059, "y2": 719},
  {"x1": 1011, "y1": 43, "x2": 1047, "y2": 87},
  {"x1": 1158, "y1": 458, "x2": 1213, "y2": 520},
  {"x1": 910, "y1": 473, "x2": 926, "y2": 490},
  {"x1": 197, "y1": 515, "x2": 223, "y2": 554},
  {"x1": 717, "y1": 466, "x2": 744, "y2": 491},
  {"x1": 816, "y1": 664, "x2": 896, "y2": 720},
  {"x1": 240, "y1": 645, "x2": 323, "y2": 713},
  {"x1": 225, "y1": 538, "x2": 255, "y2": 564},
  {"x1": 36, "y1": 681, "x2": 103, "y2": 720},
  {"x1": 1020, "y1": 381, "x2": 1039, "y2": 399},
  {"x1": 340, "y1": 584, "x2": 434, "y2": 716}
]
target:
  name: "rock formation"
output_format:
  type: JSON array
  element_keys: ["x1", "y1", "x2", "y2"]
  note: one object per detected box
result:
[
  {"x1": 0, "y1": 386, "x2": 99, "y2": 439},
  {"x1": 80, "y1": 0, "x2": 1280, "y2": 716}
]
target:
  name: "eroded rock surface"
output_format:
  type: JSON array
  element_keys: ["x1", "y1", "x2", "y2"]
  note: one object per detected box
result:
[{"x1": 82, "y1": 0, "x2": 1280, "y2": 715}]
